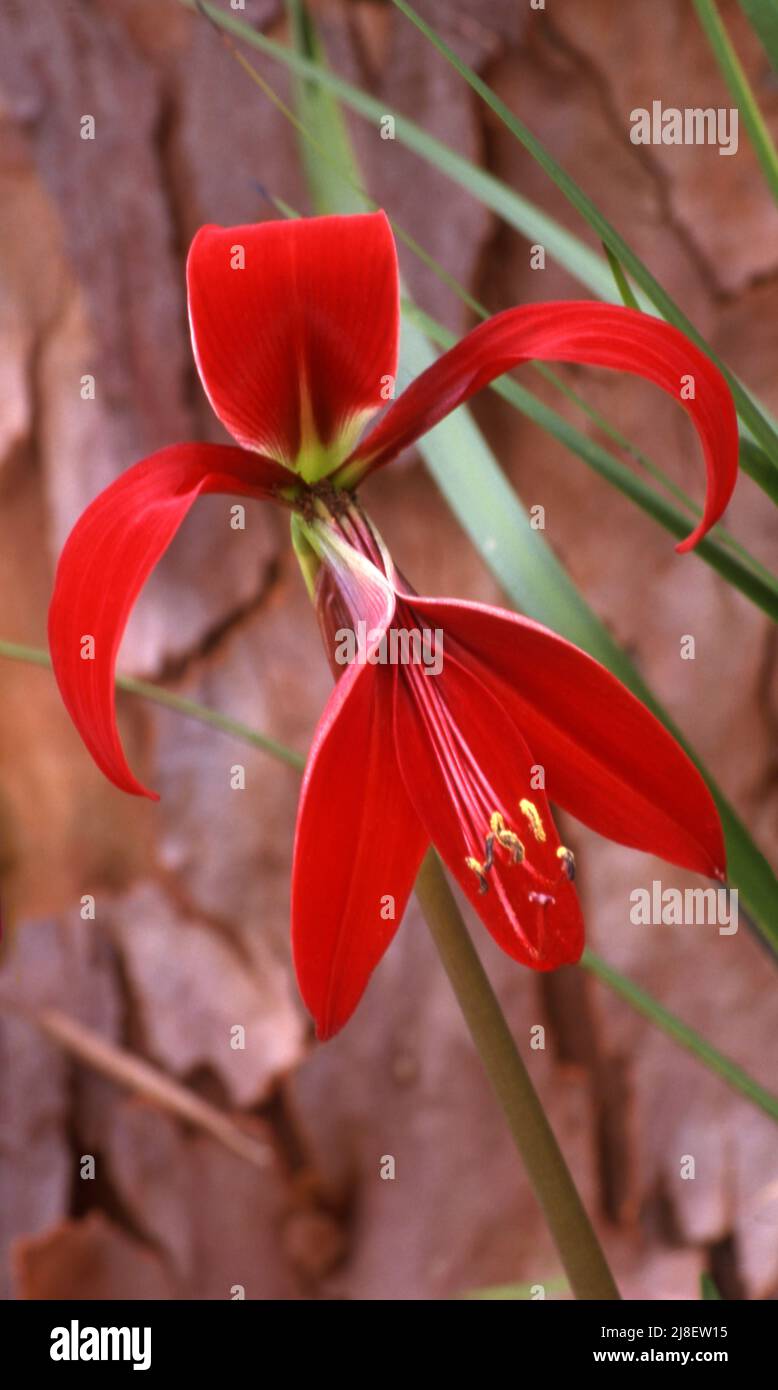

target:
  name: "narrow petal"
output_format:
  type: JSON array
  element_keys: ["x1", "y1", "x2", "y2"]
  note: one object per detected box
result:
[
  {"x1": 393, "y1": 638, "x2": 584, "y2": 971},
  {"x1": 408, "y1": 596, "x2": 726, "y2": 881},
  {"x1": 346, "y1": 302, "x2": 738, "y2": 549},
  {"x1": 187, "y1": 212, "x2": 399, "y2": 474},
  {"x1": 292, "y1": 661, "x2": 428, "y2": 1040},
  {"x1": 48, "y1": 444, "x2": 287, "y2": 799}
]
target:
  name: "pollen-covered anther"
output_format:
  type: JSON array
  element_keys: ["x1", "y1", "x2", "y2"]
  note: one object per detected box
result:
[
  {"x1": 489, "y1": 811, "x2": 525, "y2": 863},
  {"x1": 556, "y1": 845, "x2": 576, "y2": 882},
  {"x1": 519, "y1": 798, "x2": 547, "y2": 842},
  {"x1": 465, "y1": 855, "x2": 489, "y2": 895}
]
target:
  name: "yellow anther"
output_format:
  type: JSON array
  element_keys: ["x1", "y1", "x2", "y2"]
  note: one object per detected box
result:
[
  {"x1": 519, "y1": 798, "x2": 546, "y2": 842},
  {"x1": 556, "y1": 845, "x2": 576, "y2": 882},
  {"x1": 489, "y1": 811, "x2": 525, "y2": 863},
  {"x1": 465, "y1": 856, "x2": 489, "y2": 895}
]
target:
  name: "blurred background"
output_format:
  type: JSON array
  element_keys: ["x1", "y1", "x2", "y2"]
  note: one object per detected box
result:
[{"x1": 0, "y1": 0, "x2": 776, "y2": 1300}]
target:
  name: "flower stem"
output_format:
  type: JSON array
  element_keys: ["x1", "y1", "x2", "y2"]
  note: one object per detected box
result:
[{"x1": 414, "y1": 850, "x2": 620, "y2": 1301}]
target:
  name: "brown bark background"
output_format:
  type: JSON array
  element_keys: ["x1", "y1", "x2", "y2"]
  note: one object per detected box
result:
[{"x1": 0, "y1": 0, "x2": 776, "y2": 1300}]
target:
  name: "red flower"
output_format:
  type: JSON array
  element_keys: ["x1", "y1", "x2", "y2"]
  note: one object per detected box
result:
[
  {"x1": 48, "y1": 212, "x2": 736, "y2": 1036},
  {"x1": 292, "y1": 507, "x2": 726, "y2": 1037}
]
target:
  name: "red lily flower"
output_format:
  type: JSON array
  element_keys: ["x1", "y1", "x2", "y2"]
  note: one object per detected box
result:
[
  {"x1": 47, "y1": 211, "x2": 737, "y2": 1036},
  {"x1": 292, "y1": 506, "x2": 726, "y2": 1037}
]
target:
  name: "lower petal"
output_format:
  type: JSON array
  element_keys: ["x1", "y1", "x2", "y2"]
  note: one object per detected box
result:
[
  {"x1": 409, "y1": 596, "x2": 726, "y2": 881},
  {"x1": 393, "y1": 649, "x2": 584, "y2": 971},
  {"x1": 292, "y1": 661, "x2": 428, "y2": 1039}
]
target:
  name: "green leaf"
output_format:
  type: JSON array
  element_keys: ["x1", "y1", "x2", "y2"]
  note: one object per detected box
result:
[
  {"x1": 188, "y1": 2, "x2": 778, "y2": 615},
  {"x1": 701, "y1": 1271, "x2": 724, "y2": 1300},
  {"x1": 0, "y1": 640, "x2": 305, "y2": 772},
  {"x1": 286, "y1": 0, "x2": 366, "y2": 215},
  {"x1": 185, "y1": 0, "x2": 778, "y2": 492},
  {"x1": 271, "y1": 0, "x2": 778, "y2": 955},
  {"x1": 181, "y1": 1, "x2": 626, "y2": 301},
  {"x1": 389, "y1": 0, "x2": 778, "y2": 478},
  {"x1": 738, "y1": 0, "x2": 778, "y2": 70},
  {"x1": 164, "y1": 0, "x2": 778, "y2": 1111},
  {"x1": 602, "y1": 244, "x2": 640, "y2": 310},
  {"x1": 740, "y1": 437, "x2": 778, "y2": 505},
  {"x1": 183, "y1": 0, "x2": 778, "y2": 951},
  {"x1": 694, "y1": 0, "x2": 778, "y2": 203},
  {"x1": 405, "y1": 299, "x2": 778, "y2": 622},
  {"x1": 6, "y1": 633, "x2": 778, "y2": 1123},
  {"x1": 461, "y1": 1276, "x2": 568, "y2": 1300},
  {"x1": 582, "y1": 950, "x2": 778, "y2": 1123}
]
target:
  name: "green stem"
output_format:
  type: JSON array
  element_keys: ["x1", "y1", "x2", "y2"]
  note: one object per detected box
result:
[{"x1": 414, "y1": 850, "x2": 620, "y2": 1301}]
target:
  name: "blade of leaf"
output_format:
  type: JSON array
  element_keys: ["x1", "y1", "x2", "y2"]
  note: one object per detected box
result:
[
  {"x1": 603, "y1": 244, "x2": 640, "y2": 310},
  {"x1": 390, "y1": 0, "x2": 778, "y2": 476},
  {"x1": 184, "y1": 0, "x2": 778, "y2": 491},
  {"x1": 694, "y1": 0, "x2": 778, "y2": 203},
  {"x1": 701, "y1": 1271, "x2": 724, "y2": 1299},
  {"x1": 740, "y1": 437, "x2": 778, "y2": 505},
  {"x1": 286, "y1": 0, "x2": 365, "y2": 214},
  {"x1": 5, "y1": 637, "x2": 777, "y2": 1122},
  {"x1": 192, "y1": 2, "x2": 778, "y2": 611},
  {"x1": 461, "y1": 1276, "x2": 569, "y2": 1300},
  {"x1": 581, "y1": 949, "x2": 778, "y2": 1123},
  {"x1": 405, "y1": 299, "x2": 778, "y2": 621},
  {"x1": 738, "y1": 0, "x2": 778, "y2": 70},
  {"x1": 0, "y1": 640, "x2": 306, "y2": 771},
  {"x1": 271, "y1": 0, "x2": 778, "y2": 951},
  {"x1": 176, "y1": 1, "x2": 778, "y2": 1099}
]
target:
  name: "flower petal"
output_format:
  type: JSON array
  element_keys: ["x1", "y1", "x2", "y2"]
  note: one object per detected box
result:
[
  {"x1": 408, "y1": 596, "x2": 726, "y2": 881},
  {"x1": 292, "y1": 661, "x2": 428, "y2": 1040},
  {"x1": 393, "y1": 637, "x2": 584, "y2": 971},
  {"x1": 48, "y1": 443, "x2": 287, "y2": 800},
  {"x1": 346, "y1": 302, "x2": 738, "y2": 549},
  {"x1": 187, "y1": 212, "x2": 399, "y2": 474}
]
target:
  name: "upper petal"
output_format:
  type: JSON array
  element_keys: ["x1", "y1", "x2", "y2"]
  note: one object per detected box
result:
[
  {"x1": 344, "y1": 302, "x2": 738, "y2": 550},
  {"x1": 48, "y1": 443, "x2": 287, "y2": 799},
  {"x1": 187, "y1": 212, "x2": 399, "y2": 476},
  {"x1": 407, "y1": 595, "x2": 726, "y2": 881},
  {"x1": 292, "y1": 659, "x2": 428, "y2": 1040}
]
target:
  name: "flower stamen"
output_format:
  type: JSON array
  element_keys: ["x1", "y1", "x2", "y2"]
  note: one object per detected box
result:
[
  {"x1": 519, "y1": 798, "x2": 546, "y2": 842},
  {"x1": 556, "y1": 845, "x2": 576, "y2": 882},
  {"x1": 489, "y1": 811, "x2": 525, "y2": 863},
  {"x1": 465, "y1": 855, "x2": 490, "y2": 895}
]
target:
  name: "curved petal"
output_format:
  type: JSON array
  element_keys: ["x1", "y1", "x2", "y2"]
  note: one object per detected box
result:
[
  {"x1": 187, "y1": 212, "x2": 399, "y2": 474},
  {"x1": 292, "y1": 659, "x2": 428, "y2": 1040},
  {"x1": 346, "y1": 302, "x2": 738, "y2": 550},
  {"x1": 407, "y1": 595, "x2": 726, "y2": 881},
  {"x1": 48, "y1": 443, "x2": 288, "y2": 800},
  {"x1": 394, "y1": 638, "x2": 584, "y2": 972}
]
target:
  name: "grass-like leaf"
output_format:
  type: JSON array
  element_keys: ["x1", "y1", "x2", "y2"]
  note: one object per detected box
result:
[
  {"x1": 701, "y1": 1271, "x2": 724, "y2": 1299},
  {"x1": 184, "y1": 1, "x2": 778, "y2": 491},
  {"x1": 694, "y1": 0, "x2": 778, "y2": 203},
  {"x1": 4, "y1": 635, "x2": 776, "y2": 1123},
  {"x1": 582, "y1": 950, "x2": 778, "y2": 1123},
  {"x1": 738, "y1": 0, "x2": 778, "y2": 70},
  {"x1": 406, "y1": 299, "x2": 778, "y2": 621},
  {"x1": 390, "y1": 0, "x2": 778, "y2": 479},
  {"x1": 275, "y1": 0, "x2": 778, "y2": 954}
]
